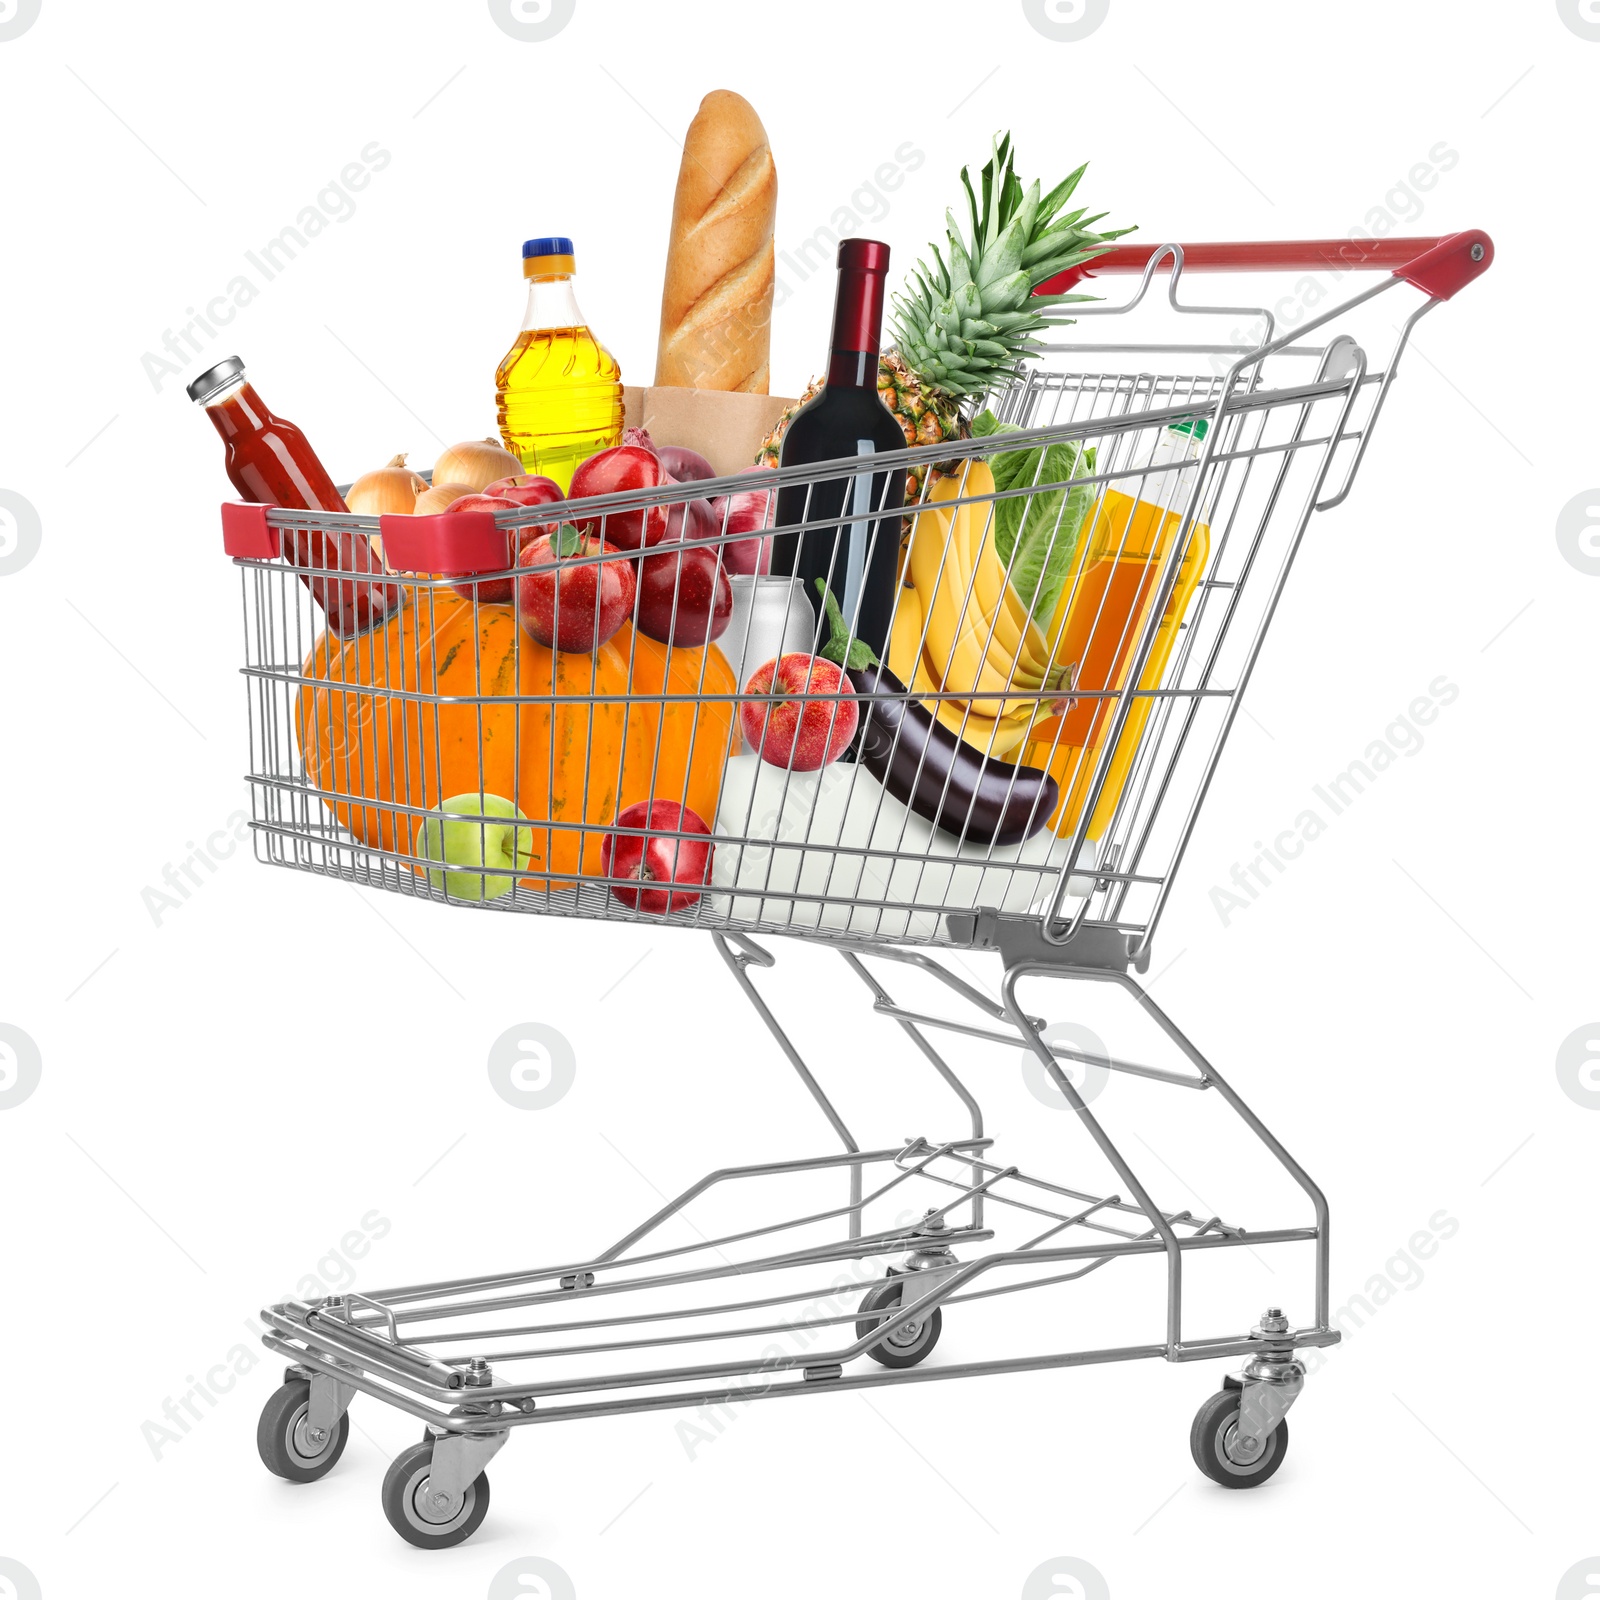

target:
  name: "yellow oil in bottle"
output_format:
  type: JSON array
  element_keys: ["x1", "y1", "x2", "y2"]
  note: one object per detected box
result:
[
  {"x1": 1029, "y1": 422, "x2": 1211, "y2": 841},
  {"x1": 496, "y1": 238, "x2": 622, "y2": 491}
]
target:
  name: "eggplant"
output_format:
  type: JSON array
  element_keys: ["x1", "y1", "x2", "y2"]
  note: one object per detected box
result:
[{"x1": 816, "y1": 583, "x2": 1060, "y2": 848}]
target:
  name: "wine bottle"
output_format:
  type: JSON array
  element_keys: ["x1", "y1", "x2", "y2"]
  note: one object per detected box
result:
[{"x1": 771, "y1": 238, "x2": 907, "y2": 661}]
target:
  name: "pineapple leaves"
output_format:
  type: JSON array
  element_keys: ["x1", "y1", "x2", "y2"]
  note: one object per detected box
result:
[
  {"x1": 944, "y1": 217, "x2": 976, "y2": 289},
  {"x1": 1037, "y1": 164, "x2": 1088, "y2": 225},
  {"x1": 976, "y1": 220, "x2": 1025, "y2": 290},
  {"x1": 979, "y1": 268, "x2": 1034, "y2": 313},
  {"x1": 983, "y1": 310, "x2": 1052, "y2": 334},
  {"x1": 960, "y1": 165, "x2": 983, "y2": 258},
  {"x1": 887, "y1": 133, "x2": 1133, "y2": 403},
  {"x1": 1032, "y1": 293, "x2": 1106, "y2": 310}
]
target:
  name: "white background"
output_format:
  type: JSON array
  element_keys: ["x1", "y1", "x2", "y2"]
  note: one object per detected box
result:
[{"x1": 1, "y1": 1, "x2": 1596, "y2": 1597}]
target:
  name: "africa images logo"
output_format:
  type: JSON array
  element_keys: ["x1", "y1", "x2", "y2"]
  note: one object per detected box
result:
[
  {"x1": 1022, "y1": 0, "x2": 1110, "y2": 42},
  {"x1": 0, "y1": 1024, "x2": 42, "y2": 1110},
  {"x1": 1209, "y1": 675, "x2": 1459, "y2": 926},
  {"x1": 488, "y1": 0, "x2": 575, "y2": 41},
  {"x1": 0, "y1": 489, "x2": 42, "y2": 576},
  {"x1": 0, "y1": 0, "x2": 42, "y2": 42}
]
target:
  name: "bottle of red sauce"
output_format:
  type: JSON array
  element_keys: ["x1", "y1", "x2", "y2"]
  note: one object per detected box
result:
[{"x1": 189, "y1": 356, "x2": 400, "y2": 635}]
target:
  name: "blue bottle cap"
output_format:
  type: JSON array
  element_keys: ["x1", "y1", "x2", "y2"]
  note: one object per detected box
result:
[{"x1": 522, "y1": 237, "x2": 575, "y2": 259}]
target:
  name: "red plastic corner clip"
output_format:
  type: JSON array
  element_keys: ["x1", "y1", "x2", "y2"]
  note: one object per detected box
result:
[
  {"x1": 221, "y1": 501, "x2": 280, "y2": 560},
  {"x1": 378, "y1": 509, "x2": 510, "y2": 577}
]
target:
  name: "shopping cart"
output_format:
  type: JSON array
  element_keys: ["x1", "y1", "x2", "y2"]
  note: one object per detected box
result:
[{"x1": 224, "y1": 233, "x2": 1492, "y2": 1547}]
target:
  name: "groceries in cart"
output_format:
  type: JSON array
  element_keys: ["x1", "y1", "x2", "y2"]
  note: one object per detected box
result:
[
  {"x1": 768, "y1": 236, "x2": 907, "y2": 660},
  {"x1": 296, "y1": 586, "x2": 737, "y2": 893},
  {"x1": 713, "y1": 582, "x2": 1093, "y2": 937},
  {"x1": 201, "y1": 99, "x2": 1200, "y2": 929},
  {"x1": 1024, "y1": 417, "x2": 1210, "y2": 827}
]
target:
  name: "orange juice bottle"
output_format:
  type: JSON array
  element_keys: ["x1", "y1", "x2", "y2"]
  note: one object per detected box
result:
[{"x1": 1030, "y1": 417, "x2": 1211, "y2": 838}]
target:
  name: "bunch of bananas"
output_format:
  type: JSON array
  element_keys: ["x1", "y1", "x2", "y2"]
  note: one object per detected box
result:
[{"x1": 889, "y1": 462, "x2": 1075, "y2": 759}]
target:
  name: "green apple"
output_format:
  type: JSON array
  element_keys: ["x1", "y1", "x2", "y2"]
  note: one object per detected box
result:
[{"x1": 416, "y1": 793, "x2": 534, "y2": 901}]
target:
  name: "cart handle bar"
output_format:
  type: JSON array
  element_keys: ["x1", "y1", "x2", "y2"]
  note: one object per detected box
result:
[{"x1": 1038, "y1": 231, "x2": 1494, "y2": 302}]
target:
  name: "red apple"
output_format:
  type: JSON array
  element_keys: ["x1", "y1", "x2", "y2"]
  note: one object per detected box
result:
[
  {"x1": 442, "y1": 486, "x2": 565, "y2": 604},
  {"x1": 484, "y1": 473, "x2": 565, "y2": 513},
  {"x1": 662, "y1": 494, "x2": 717, "y2": 546},
  {"x1": 443, "y1": 493, "x2": 522, "y2": 603},
  {"x1": 482, "y1": 478, "x2": 566, "y2": 595},
  {"x1": 740, "y1": 653, "x2": 858, "y2": 771},
  {"x1": 445, "y1": 492, "x2": 517, "y2": 517},
  {"x1": 567, "y1": 444, "x2": 669, "y2": 552},
  {"x1": 720, "y1": 469, "x2": 775, "y2": 575},
  {"x1": 515, "y1": 525, "x2": 635, "y2": 652},
  {"x1": 636, "y1": 534, "x2": 732, "y2": 646},
  {"x1": 601, "y1": 800, "x2": 714, "y2": 913}
]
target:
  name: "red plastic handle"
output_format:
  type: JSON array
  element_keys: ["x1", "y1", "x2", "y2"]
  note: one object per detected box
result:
[
  {"x1": 1037, "y1": 230, "x2": 1494, "y2": 302},
  {"x1": 378, "y1": 509, "x2": 509, "y2": 576}
]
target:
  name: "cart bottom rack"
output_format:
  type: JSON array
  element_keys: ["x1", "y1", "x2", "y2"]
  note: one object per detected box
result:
[{"x1": 256, "y1": 924, "x2": 1337, "y2": 1548}]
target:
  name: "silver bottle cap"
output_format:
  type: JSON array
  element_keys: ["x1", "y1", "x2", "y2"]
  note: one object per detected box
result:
[{"x1": 186, "y1": 355, "x2": 246, "y2": 404}]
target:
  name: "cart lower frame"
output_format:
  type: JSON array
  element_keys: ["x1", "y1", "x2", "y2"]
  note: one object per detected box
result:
[{"x1": 257, "y1": 928, "x2": 1338, "y2": 1542}]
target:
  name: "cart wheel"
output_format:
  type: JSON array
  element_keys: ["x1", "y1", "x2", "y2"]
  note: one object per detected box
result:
[
  {"x1": 1189, "y1": 1389, "x2": 1289, "y2": 1488},
  {"x1": 381, "y1": 1441, "x2": 492, "y2": 1549},
  {"x1": 256, "y1": 1381, "x2": 350, "y2": 1484},
  {"x1": 856, "y1": 1279, "x2": 942, "y2": 1369}
]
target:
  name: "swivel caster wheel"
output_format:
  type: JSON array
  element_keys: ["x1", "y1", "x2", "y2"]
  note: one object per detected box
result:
[
  {"x1": 382, "y1": 1440, "x2": 492, "y2": 1549},
  {"x1": 257, "y1": 1381, "x2": 350, "y2": 1483},
  {"x1": 856, "y1": 1279, "x2": 942, "y2": 1369},
  {"x1": 1190, "y1": 1388, "x2": 1289, "y2": 1488}
]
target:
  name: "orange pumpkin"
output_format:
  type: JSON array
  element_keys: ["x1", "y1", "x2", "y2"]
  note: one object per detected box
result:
[
  {"x1": 297, "y1": 592, "x2": 737, "y2": 892},
  {"x1": 616, "y1": 626, "x2": 739, "y2": 830}
]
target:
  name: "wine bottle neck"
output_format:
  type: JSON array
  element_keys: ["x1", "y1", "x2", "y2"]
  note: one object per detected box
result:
[
  {"x1": 826, "y1": 349, "x2": 878, "y2": 388},
  {"x1": 825, "y1": 246, "x2": 888, "y2": 388}
]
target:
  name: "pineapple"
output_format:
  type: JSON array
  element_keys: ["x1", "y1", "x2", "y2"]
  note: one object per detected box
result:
[{"x1": 756, "y1": 133, "x2": 1132, "y2": 504}]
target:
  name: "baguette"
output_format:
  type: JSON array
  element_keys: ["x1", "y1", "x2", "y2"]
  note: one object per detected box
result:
[{"x1": 654, "y1": 90, "x2": 776, "y2": 393}]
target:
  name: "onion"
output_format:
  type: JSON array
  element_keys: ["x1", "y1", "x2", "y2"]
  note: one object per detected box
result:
[
  {"x1": 656, "y1": 445, "x2": 716, "y2": 485},
  {"x1": 433, "y1": 438, "x2": 524, "y2": 493},
  {"x1": 347, "y1": 453, "x2": 426, "y2": 516},
  {"x1": 412, "y1": 482, "x2": 476, "y2": 515}
]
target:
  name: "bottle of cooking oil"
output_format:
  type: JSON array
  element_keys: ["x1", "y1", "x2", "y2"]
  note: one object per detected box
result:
[{"x1": 495, "y1": 237, "x2": 623, "y2": 490}]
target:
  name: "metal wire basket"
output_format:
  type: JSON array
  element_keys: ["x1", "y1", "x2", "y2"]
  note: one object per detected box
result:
[{"x1": 225, "y1": 232, "x2": 1492, "y2": 972}]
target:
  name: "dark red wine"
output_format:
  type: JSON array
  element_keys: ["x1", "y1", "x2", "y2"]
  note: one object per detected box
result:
[{"x1": 771, "y1": 238, "x2": 907, "y2": 660}]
